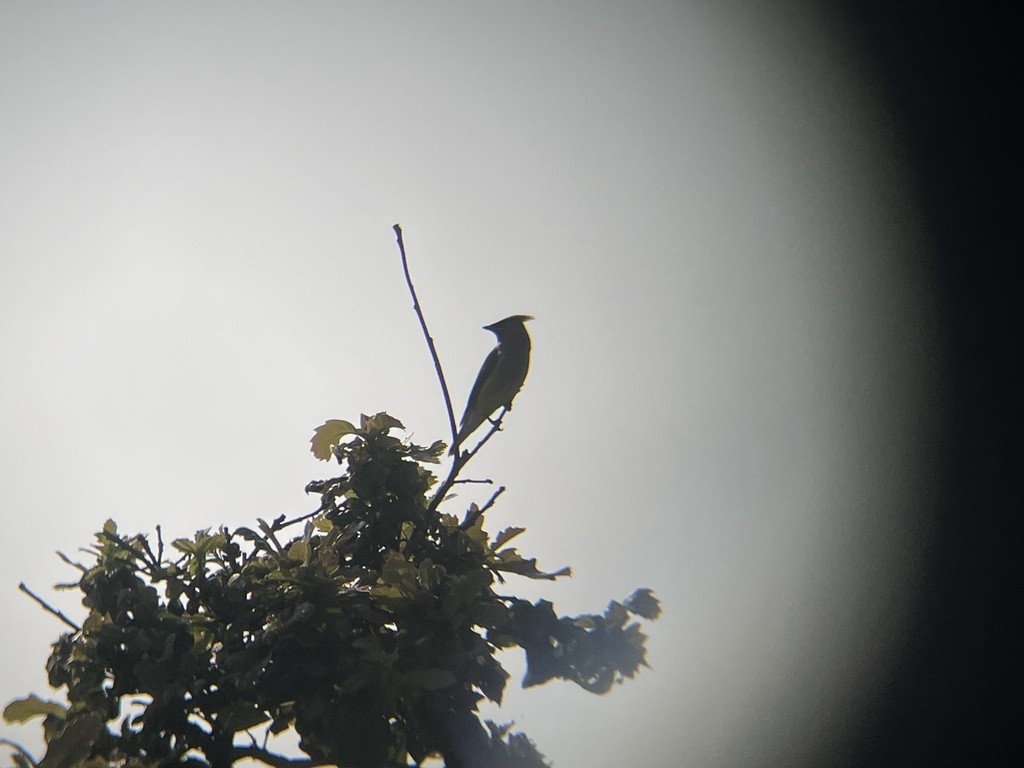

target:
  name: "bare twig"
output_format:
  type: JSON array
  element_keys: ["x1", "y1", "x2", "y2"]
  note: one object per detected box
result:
[
  {"x1": 406, "y1": 414, "x2": 507, "y2": 556},
  {"x1": 477, "y1": 485, "x2": 506, "y2": 516},
  {"x1": 0, "y1": 737, "x2": 37, "y2": 766},
  {"x1": 256, "y1": 518, "x2": 287, "y2": 554},
  {"x1": 460, "y1": 486, "x2": 506, "y2": 530},
  {"x1": 55, "y1": 550, "x2": 87, "y2": 572},
  {"x1": 99, "y1": 530, "x2": 149, "y2": 562},
  {"x1": 462, "y1": 409, "x2": 508, "y2": 461},
  {"x1": 231, "y1": 745, "x2": 323, "y2": 768},
  {"x1": 393, "y1": 224, "x2": 458, "y2": 445},
  {"x1": 232, "y1": 744, "x2": 418, "y2": 768},
  {"x1": 19, "y1": 582, "x2": 80, "y2": 631},
  {"x1": 427, "y1": 408, "x2": 507, "y2": 515},
  {"x1": 97, "y1": 530, "x2": 167, "y2": 582},
  {"x1": 139, "y1": 534, "x2": 158, "y2": 566},
  {"x1": 453, "y1": 478, "x2": 494, "y2": 486},
  {"x1": 274, "y1": 502, "x2": 328, "y2": 531}
]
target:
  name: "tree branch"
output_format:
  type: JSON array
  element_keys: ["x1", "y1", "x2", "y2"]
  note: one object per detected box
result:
[
  {"x1": 18, "y1": 582, "x2": 79, "y2": 631},
  {"x1": 230, "y1": 745, "x2": 324, "y2": 768},
  {"x1": 460, "y1": 486, "x2": 506, "y2": 530},
  {"x1": 230, "y1": 744, "x2": 417, "y2": 768},
  {"x1": 427, "y1": 408, "x2": 508, "y2": 515},
  {"x1": 393, "y1": 224, "x2": 458, "y2": 447}
]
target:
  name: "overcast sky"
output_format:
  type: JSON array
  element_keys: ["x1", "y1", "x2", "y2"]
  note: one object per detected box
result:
[{"x1": 0, "y1": 4, "x2": 941, "y2": 767}]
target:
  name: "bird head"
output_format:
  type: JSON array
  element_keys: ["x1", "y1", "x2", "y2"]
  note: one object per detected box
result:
[{"x1": 483, "y1": 315, "x2": 534, "y2": 336}]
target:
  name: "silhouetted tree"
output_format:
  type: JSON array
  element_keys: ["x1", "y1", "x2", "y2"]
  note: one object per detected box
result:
[{"x1": 3, "y1": 227, "x2": 659, "y2": 768}]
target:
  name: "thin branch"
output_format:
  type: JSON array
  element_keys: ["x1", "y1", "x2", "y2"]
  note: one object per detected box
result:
[
  {"x1": 18, "y1": 582, "x2": 79, "y2": 631},
  {"x1": 98, "y1": 530, "x2": 149, "y2": 562},
  {"x1": 55, "y1": 550, "x2": 87, "y2": 572},
  {"x1": 427, "y1": 408, "x2": 507, "y2": 515},
  {"x1": 97, "y1": 530, "x2": 167, "y2": 583},
  {"x1": 453, "y1": 478, "x2": 494, "y2": 486},
  {"x1": 393, "y1": 224, "x2": 458, "y2": 446},
  {"x1": 139, "y1": 534, "x2": 159, "y2": 566},
  {"x1": 0, "y1": 737, "x2": 37, "y2": 766},
  {"x1": 477, "y1": 485, "x2": 506, "y2": 515},
  {"x1": 231, "y1": 745, "x2": 338, "y2": 768},
  {"x1": 462, "y1": 411, "x2": 507, "y2": 461},
  {"x1": 461, "y1": 486, "x2": 506, "y2": 530},
  {"x1": 256, "y1": 518, "x2": 287, "y2": 555},
  {"x1": 407, "y1": 415, "x2": 505, "y2": 554},
  {"x1": 274, "y1": 502, "x2": 328, "y2": 531}
]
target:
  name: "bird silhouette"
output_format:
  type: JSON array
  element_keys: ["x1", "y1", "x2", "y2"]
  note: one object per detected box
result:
[{"x1": 450, "y1": 315, "x2": 533, "y2": 455}]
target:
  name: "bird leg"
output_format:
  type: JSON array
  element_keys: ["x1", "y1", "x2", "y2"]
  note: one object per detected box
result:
[{"x1": 487, "y1": 407, "x2": 510, "y2": 429}]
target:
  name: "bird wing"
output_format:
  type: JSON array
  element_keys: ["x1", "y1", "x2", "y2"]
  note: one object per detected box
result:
[{"x1": 459, "y1": 345, "x2": 502, "y2": 433}]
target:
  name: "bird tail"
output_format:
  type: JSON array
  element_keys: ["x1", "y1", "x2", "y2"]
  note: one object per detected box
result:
[{"x1": 448, "y1": 427, "x2": 466, "y2": 456}]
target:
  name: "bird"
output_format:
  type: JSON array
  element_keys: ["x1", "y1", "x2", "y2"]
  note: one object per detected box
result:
[{"x1": 450, "y1": 314, "x2": 533, "y2": 455}]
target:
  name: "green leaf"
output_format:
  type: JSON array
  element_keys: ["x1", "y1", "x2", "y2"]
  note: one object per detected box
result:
[
  {"x1": 470, "y1": 601, "x2": 510, "y2": 630},
  {"x1": 605, "y1": 601, "x2": 628, "y2": 628},
  {"x1": 407, "y1": 439, "x2": 447, "y2": 463},
  {"x1": 369, "y1": 584, "x2": 405, "y2": 600},
  {"x1": 492, "y1": 527, "x2": 525, "y2": 549},
  {"x1": 417, "y1": 560, "x2": 446, "y2": 591},
  {"x1": 491, "y1": 551, "x2": 571, "y2": 580},
  {"x1": 218, "y1": 702, "x2": 270, "y2": 734},
  {"x1": 171, "y1": 530, "x2": 226, "y2": 558},
  {"x1": 360, "y1": 412, "x2": 404, "y2": 434},
  {"x1": 37, "y1": 712, "x2": 104, "y2": 768},
  {"x1": 463, "y1": 514, "x2": 488, "y2": 548},
  {"x1": 269, "y1": 707, "x2": 294, "y2": 735},
  {"x1": 378, "y1": 551, "x2": 419, "y2": 594},
  {"x1": 3, "y1": 694, "x2": 67, "y2": 723},
  {"x1": 624, "y1": 588, "x2": 662, "y2": 619},
  {"x1": 402, "y1": 668, "x2": 456, "y2": 691},
  {"x1": 287, "y1": 540, "x2": 308, "y2": 563},
  {"x1": 310, "y1": 419, "x2": 358, "y2": 461},
  {"x1": 572, "y1": 614, "x2": 598, "y2": 630}
]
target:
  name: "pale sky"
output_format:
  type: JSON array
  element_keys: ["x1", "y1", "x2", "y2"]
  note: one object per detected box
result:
[{"x1": 0, "y1": 4, "x2": 941, "y2": 767}]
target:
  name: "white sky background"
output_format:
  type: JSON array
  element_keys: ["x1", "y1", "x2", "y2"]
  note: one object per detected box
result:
[{"x1": 0, "y1": 3, "x2": 941, "y2": 767}]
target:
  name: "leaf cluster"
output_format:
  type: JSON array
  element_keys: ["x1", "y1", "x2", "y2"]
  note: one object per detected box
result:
[{"x1": 6, "y1": 414, "x2": 658, "y2": 768}]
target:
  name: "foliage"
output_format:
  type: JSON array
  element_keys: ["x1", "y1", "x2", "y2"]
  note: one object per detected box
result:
[{"x1": 5, "y1": 413, "x2": 659, "y2": 768}]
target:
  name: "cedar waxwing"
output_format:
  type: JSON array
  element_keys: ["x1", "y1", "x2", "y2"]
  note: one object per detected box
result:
[{"x1": 450, "y1": 315, "x2": 533, "y2": 455}]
